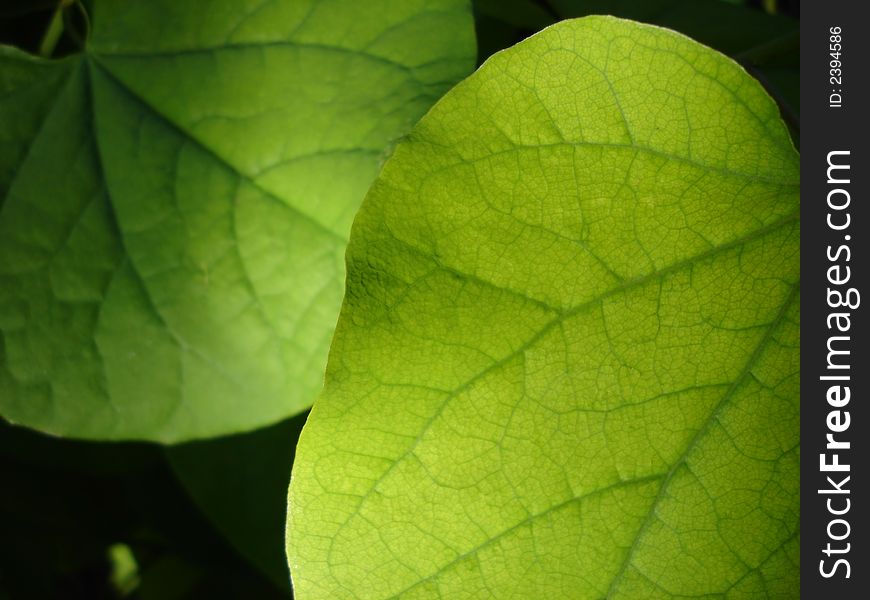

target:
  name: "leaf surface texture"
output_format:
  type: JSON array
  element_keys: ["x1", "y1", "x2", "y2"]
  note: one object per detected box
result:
[
  {"x1": 0, "y1": 0, "x2": 475, "y2": 441},
  {"x1": 287, "y1": 16, "x2": 799, "y2": 599}
]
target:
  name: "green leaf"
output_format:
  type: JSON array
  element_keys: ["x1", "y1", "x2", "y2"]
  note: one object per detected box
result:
[
  {"x1": 287, "y1": 16, "x2": 799, "y2": 598},
  {"x1": 0, "y1": 0, "x2": 475, "y2": 441}
]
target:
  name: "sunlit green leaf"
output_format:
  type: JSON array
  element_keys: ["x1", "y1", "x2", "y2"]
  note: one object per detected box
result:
[
  {"x1": 287, "y1": 16, "x2": 799, "y2": 599},
  {"x1": 0, "y1": 0, "x2": 475, "y2": 441}
]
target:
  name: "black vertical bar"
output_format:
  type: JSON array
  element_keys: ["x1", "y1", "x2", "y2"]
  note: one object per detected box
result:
[{"x1": 801, "y1": 0, "x2": 867, "y2": 596}]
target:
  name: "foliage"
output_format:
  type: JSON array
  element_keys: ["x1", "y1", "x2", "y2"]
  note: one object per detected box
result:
[{"x1": 0, "y1": 2, "x2": 798, "y2": 598}]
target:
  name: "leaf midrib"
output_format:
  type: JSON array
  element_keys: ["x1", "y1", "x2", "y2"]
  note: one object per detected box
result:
[
  {"x1": 416, "y1": 139, "x2": 799, "y2": 188},
  {"x1": 83, "y1": 61, "x2": 262, "y2": 441},
  {"x1": 373, "y1": 268, "x2": 799, "y2": 600},
  {"x1": 93, "y1": 41, "x2": 433, "y2": 79},
  {"x1": 0, "y1": 52, "x2": 76, "y2": 210},
  {"x1": 88, "y1": 54, "x2": 350, "y2": 243},
  {"x1": 321, "y1": 210, "x2": 799, "y2": 585},
  {"x1": 388, "y1": 474, "x2": 666, "y2": 599},
  {"x1": 603, "y1": 282, "x2": 799, "y2": 599}
]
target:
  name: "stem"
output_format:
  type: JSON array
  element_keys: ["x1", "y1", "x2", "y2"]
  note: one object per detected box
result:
[
  {"x1": 63, "y1": 1, "x2": 91, "y2": 48},
  {"x1": 38, "y1": 0, "x2": 73, "y2": 58}
]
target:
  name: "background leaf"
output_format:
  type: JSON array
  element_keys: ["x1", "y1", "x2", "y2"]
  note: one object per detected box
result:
[
  {"x1": 287, "y1": 16, "x2": 799, "y2": 598},
  {"x1": 0, "y1": 0, "x2": 476, "y2": 441},
  {"x1": 166, "y1": 412, "x2": 308, "y2": 591}
]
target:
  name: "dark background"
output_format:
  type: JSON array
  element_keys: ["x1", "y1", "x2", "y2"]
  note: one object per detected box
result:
[{"x1": 0, "y1": 1, "x2": 798, "y2": 598}]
